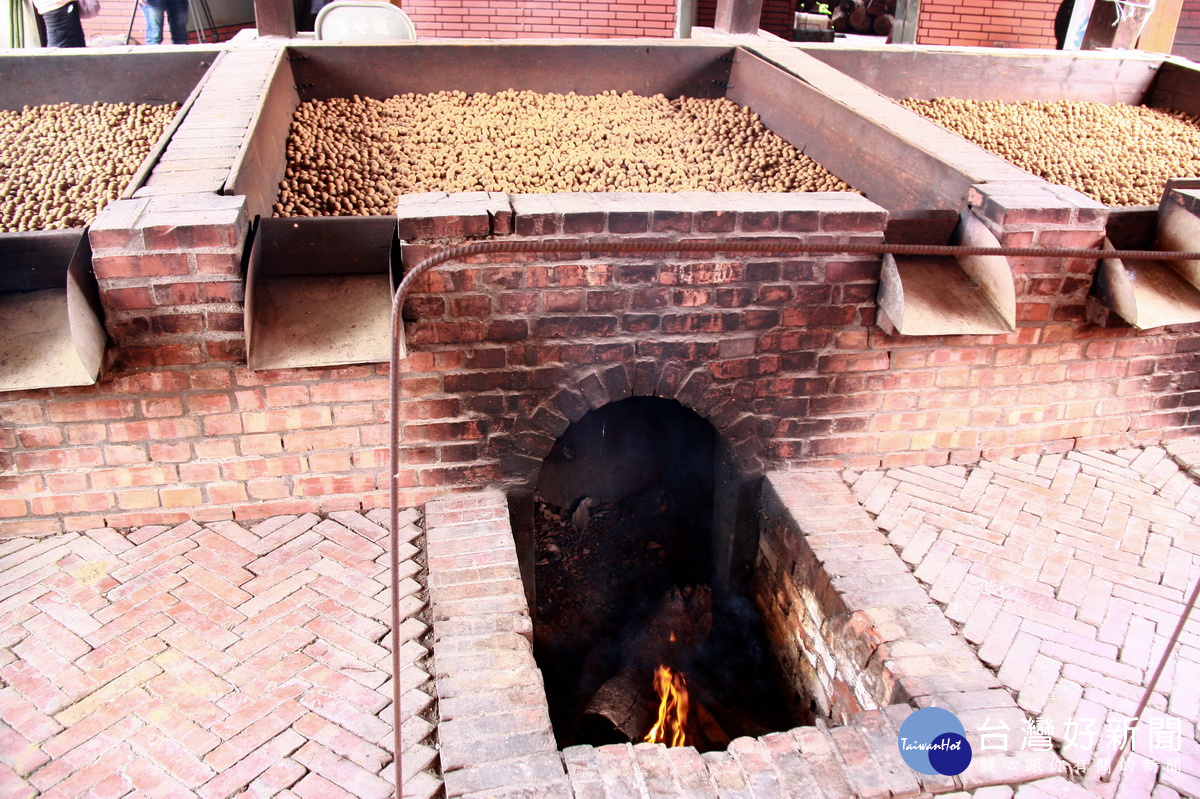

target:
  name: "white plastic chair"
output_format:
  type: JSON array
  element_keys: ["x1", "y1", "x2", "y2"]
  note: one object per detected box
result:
[{"x1": 314, "y1": 1, "x2": 417, "y2": 41}]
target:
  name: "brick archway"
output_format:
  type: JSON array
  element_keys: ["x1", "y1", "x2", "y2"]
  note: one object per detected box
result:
[{"x1": 498, "y1": 359, "x2": 774, "y2": 494}]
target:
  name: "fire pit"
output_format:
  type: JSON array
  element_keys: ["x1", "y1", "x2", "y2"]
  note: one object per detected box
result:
[
  {"x1": 423, "y1": 467, "x2": 1064, "y2": 797},
  {"x1": 524, "y1": 396, "x2": 799, "y2": 751}
]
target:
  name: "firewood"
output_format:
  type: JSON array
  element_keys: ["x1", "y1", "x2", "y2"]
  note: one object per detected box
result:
[
  {"x1": 849, "y1": 4, "x2": 873, "y2": 32},
  {"x1": 579, "y1": 665, "x2": 657, "y2": 743},
  {"x1": 692, "y1": 698, "x2": 732, "y2": 749},
  {"x1": 689, "y1": 678, "x2": 774, "y2": 740},
  {"x1": 572, "y1": 497, "x2": 594, "y2": 533},
  {"x1": 873, "y1": 13, "x2": 894, "y2": 36},
  {"x1": 577, "y1": 586, "x2": 713, "y2": 742},
  {"x1": 627, "y1": 585, "x2": 712, "y2": 670}
]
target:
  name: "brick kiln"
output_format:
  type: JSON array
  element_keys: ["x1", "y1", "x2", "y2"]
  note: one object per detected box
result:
[
  {"x1": 4, "y1": 35, "x2": 1200, "y2": 796},
  {"x1": 8, "y1": 43, "x2": 1200, "y2": 533}
]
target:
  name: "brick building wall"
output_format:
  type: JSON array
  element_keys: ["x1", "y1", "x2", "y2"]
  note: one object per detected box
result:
[
  {"x1": 76, "y1": 0, "x2": 677, "y2": 44},
  {"x1": 916, "y1": 0, "x2": 1059, "y2": 47},
  {"x1": 72, "y1": 0, "x2": 809, "y2": 45},
  {"x1": 1174, "y1": 0, "x2": 1200, "y2": 60},
  {"x1": 401, "y1": 0, "x2": 676, "y2": 39},
  {"x1": 80, "y1": 2, "x2": 250, "y2": 45},
  {"x1": 72, "y1": 0, "x2": 1103, "y2": 50},
  {"x1": 70, "y1": 0, "x2": 1200, "y2": 51}
]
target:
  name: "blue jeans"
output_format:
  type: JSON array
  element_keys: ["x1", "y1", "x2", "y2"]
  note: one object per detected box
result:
[{"x1": 143, "y1": 0, "x2": 189, "y2": 44}]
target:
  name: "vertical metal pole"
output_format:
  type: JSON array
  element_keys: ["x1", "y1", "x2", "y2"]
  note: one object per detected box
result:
[
  {"x1": 188, "y1": 0, "x2": 217, "y2": 43},
  {"x1": 1100, "y1": 573, "x2": 1200, "y2": 783},
  {"x1": 389, "y1": 287, "x2": 404, "y2": 798},
  {"x1": 126, "y1": 0, "x2": 140, "y2": 44}
]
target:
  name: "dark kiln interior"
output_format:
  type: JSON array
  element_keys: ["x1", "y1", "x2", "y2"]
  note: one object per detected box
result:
[{"x1": 520, "y1": 397, "x2": 805, "y2": 750}]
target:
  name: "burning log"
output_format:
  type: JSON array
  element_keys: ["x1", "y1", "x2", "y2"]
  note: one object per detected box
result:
[
  {"x1": 578, "y1": 586, "x2": 713, "y2": 743},
  {"x1": 641, "y1": 665, "x2": 734, "y2": 750},
  {"x1": 689, "y1": 678, "x2": 774, "y2": 740},
  {"x1": 645, "y1": 665, "x2": 690, "y2": 746},
  {"x1": 631, "y1": 585, "x2": 713, "y2": 667},
  {"x1": 693, "y1": 700, "x2": 732, "y2": 749},
  {"x1": 580, "y1": 665, "x2": 658, "y2": 742}
]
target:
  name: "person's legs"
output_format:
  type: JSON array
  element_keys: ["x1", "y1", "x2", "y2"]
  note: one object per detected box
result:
[
  {"x1": 42, "y1": 2, "x2": 86, "y2": 47},
  {"x1": 142, "y1": 0, "x2": 165, "y2": 44},
  {"x1": 165, "y1": 0, "x2": 189, "y2": 44}
]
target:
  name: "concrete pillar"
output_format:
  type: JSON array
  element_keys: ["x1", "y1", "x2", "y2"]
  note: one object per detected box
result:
[{"x1": 714, "y1": 0, "x2": 764, "y2": 34}]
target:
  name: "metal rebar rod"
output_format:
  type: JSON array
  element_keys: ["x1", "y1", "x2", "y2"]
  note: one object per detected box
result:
[
  {"x1": 389, "y1": 284, "x2": 407, "y2": 796},
  {"x1": 1100, "y1": 573, "x2": 1200, "y2": 783},
  {"x1": 392, "y1": 237, "x2": 1200, "y2": 316}
]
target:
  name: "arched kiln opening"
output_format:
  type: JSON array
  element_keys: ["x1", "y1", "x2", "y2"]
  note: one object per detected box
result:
[{"x1": 514, "y1": 396, "x2": 808, "y2": 751}]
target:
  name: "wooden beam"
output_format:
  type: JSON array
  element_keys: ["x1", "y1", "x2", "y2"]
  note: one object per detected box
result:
[
  {"x1": 1139, "y1": 0, "x2": 1183, "y2": 53},
  {"x1": 254, "y1": 0, "x2": 296, "y2": 37},
  {"x1": 714, "y1": 0, "x2": 764, "y2": 34},
  {"x1": 1082, "y1": 0, "x2": 1150, "y2": 50}
]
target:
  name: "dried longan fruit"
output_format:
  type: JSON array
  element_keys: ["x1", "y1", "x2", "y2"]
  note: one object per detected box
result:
[
  {"x1": 901, "y1": 97, "x2": 1200, "y2": 207},
  {"x1": 274, "y1": 90, "x2": 855, "y2": 217}
]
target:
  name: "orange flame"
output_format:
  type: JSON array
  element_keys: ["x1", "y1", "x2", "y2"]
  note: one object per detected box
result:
[{"x1": 643, "y1": 665, "x2": 690, "y2": 747}]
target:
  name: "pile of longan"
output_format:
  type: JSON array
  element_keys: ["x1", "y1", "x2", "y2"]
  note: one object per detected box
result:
[
  {"x1": 273, "y1": 90, "x2": 854, "y2": 217},
  {"x1": 900, "y1": 97, "x2": 1200, "y2": 207},
  {"x1": 0, "y1": 101, "x2": 177, "y2": 232}
]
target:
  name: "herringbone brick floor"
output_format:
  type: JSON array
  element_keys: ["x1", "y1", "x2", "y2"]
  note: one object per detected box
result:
[
  {"x1": 5, "y1": 446, "x2": 1200, "y2": 799},
  {"x1": 0, "y1": 509, "x2": 440, "y2": 799},
  {"x1": 849, "y1": 445, "x2": 1200, "y2": 799}
]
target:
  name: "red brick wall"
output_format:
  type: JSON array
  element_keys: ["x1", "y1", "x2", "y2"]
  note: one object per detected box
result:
[
  {"x1": 77, "y1": 0, "x2": 681, "y2": 43},
  {"x1": 700, "y1": 0, "x2": 1062, "y2": 47},
  {"x1": 0, "y1": 364, "x2": 393, "y2": 535},
  {"x1": 5, "y1": 186, "x2": 1200, "y2": 537},
  {"x1": 917, "y1": 0, "x2": 1058, "y2": 48},
  {"x1": 392, "y1": 191, "x2": 891, "y2": 499},
  {"x1": 383, "y1": 188, "x2": 1198, "y2": 507},
  {"x1": 1174, "y1": 0, "x2": 1200, "y2": 60},
  {"x1": 81, "y1": 1, "x2": 250, "y2": 45},
  {"x1": 401, "y1": 0, "x2": 676, "y2": 38},
  {"x1": 74, "y1": 0, "x2": 1093, "y2": 47}
]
